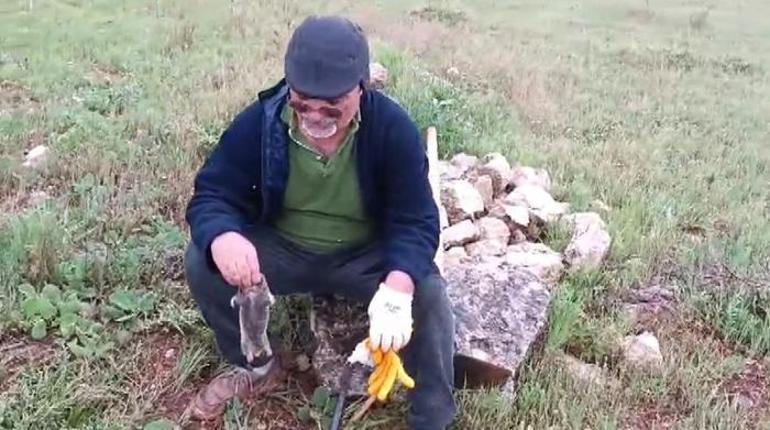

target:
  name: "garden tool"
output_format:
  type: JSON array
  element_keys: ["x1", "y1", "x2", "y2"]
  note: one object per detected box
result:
[{"x1": 230, "y1": 277, "x2": 275, "y2": 364}]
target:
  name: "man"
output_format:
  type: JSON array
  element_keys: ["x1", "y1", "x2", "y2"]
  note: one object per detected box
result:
[{"x1": 184, "y1": 15, "x2": 456, "y2": 430}]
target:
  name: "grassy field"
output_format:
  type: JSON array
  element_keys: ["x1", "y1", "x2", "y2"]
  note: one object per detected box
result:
[{"x1": 1, "y1": 0, "x2": 769, "y2": 428}]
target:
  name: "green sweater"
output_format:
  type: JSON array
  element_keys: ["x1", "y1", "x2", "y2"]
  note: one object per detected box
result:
[{"x1": 271, "y1": 104, "x2": 374, "y2": 251}]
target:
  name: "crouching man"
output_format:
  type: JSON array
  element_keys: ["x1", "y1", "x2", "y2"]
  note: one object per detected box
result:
[{"x1": 183, "y1": 15, "x2": 456, "y2": 430}]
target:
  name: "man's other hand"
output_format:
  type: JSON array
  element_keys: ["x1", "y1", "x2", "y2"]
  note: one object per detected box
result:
[{"x1": 210, "y1": 232, "x2": 261, "y2": 288}]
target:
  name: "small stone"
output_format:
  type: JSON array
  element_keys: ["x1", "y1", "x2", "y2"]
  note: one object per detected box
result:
[
  {"x1": 505, "y1": 242, "x2": 564, "y2": 287},
  {"x1": 478, "y1": 153, "x2": 512, "y2": 197},
  {"x1": 561, "y1": 212, "x2": 612, "y2": 271},
  {"x1": 442, "y1": 180, "x2": 485, "y2": 223},
  {"x1": 621, "y1": 331, "x2": 664, "y2": 373},
  {"x1": 295, "y1": 353, "x2": 312, "y2": 372},
  {"x1": 511, "y1": 166, "x2": 552, "y2": 191},
  {"x1": 449, "y1": 153, "x2": 479, "y2": 177},
  {"x1": 477, "y1": 217, "x2": 511, "y2": 244},
  {"x1": 504, "y1": 184, "x2": 568, "y2": 224},
  {"x1": 474, "y1": 175, "x2": 495, "y2": 209},
  {"x1": 555, "y1": 353, "x2": 614, "y2": 387},
  {"x1": 510, "y1": 229, "x2": 528, "y2": 244},
  {"x1": 368, "y1": 62, "x2": 389, "y2": 89},
  {"x1": 592, "y1": 199, "x2": 612, "y2": 213},
  {"x1": 442, "y1": 219, "x2": 480, "y2": 248},
  {"x1": 164, "y1": 348, "x2": 176, "y2": 359},
  {"x1": 22, "y1": 145, "x2": 49, "y2": 169},
  {"x1": 466, "y1": 239, "x2": 507, "y2": 257},
  {"x1": 27, "y1": 190, "x2": 49, "y2": 206},
  {"x1": 445, "y1": 246, "x2": 470, "y2": 267}
]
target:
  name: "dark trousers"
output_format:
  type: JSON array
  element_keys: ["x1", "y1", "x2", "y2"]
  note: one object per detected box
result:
[{"x1": 185, "y1": 226, "x2": 456, "y2": 430}]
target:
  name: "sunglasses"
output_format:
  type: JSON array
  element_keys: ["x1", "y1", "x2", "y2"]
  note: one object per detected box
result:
[{"x1": 288, "y1": 98, "x2": 343, "y2": 119}]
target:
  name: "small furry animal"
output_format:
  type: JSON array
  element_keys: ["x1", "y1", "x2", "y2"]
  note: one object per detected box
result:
[{"x1": 230, "y1": 277, "x2": 275, "y2": 364}]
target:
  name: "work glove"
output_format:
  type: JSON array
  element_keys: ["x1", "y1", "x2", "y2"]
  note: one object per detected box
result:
[{"x1": 367, "y1": 283, "x2": 413, "y2": 351}]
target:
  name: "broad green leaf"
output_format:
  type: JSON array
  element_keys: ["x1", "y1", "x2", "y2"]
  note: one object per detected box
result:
[
  {"x1": 41, "y1": 284, "x2": 62, "y2": 303},
  {"x1": 101, "y1": 304, "x2": 125, "y2": 321},
  {"x1": 31, "y1": 319, "x2": 47, "y2": 340},
  {"x1": 18, "y1": 283, "x2": 36, "y2": 298},
  {"x1": 59, "y1": 312, "x2": 79, "y2": 338},
  {"x1": 297, "y1": 406, "x2": 313, "y2": 424},
  {"x1": 58, "y1": 298, "x2": 82, "y2": 316},
  {"x1": 21, "y1": 296, "x2": 57, "y2": 320},
  {"x1": 137, "y1": 292, "x2": 157, "y2": 313},
  {"x1": 109, "y1": 290, "x2": 139, "y2": 311},
  {"x1": 67, "y1": 340, "x2": 92, "y2": 358},
  {"x1": 311, "y1": 386, "x2": 330, "y2": 409}
]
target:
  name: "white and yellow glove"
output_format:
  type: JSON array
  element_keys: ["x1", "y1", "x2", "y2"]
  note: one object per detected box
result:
[{"x1": 367, "y1": 283, "x2": 413, "y2": 352}]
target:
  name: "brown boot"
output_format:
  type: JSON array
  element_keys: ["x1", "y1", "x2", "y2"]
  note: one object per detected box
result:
[{"x1": 187, "y1": 358, "x2": 282, "y2": 421}]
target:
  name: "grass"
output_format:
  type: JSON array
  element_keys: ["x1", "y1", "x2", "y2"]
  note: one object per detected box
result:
[{"x1": 2, "y1": 0, "x2": 770, "y2": 428}]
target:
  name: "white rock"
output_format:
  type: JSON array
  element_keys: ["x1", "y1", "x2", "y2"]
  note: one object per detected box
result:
[
  {"x1": 466, "y1": 239, "x2": 507, "y2": 257},
  {"x1": 438, "y1": 204, "x2": 449, "y2": 230},
  {"x1": 621, "y1": 332, "x2": 664, "y2": 373},
  {"x1": 504, "y1": 184, "x2": 568, "y2": 223},
  {"x1": 438, "y1": 160, "x2": 464, "y2": 181},
  {"x1": 511, "y1": 166, "x2": 552, "y2": 191},
  {"x1": 503, "y1": 204, "x2": 530, "y2": 227},
  {"x1": 561, "y1": 212, "x2": 612, "y2": 271},
  {"x1": 477, "y1": 217, "x2": 511, "y2": 244},
  {"x1": 474, "y1": 175, "x2": 495, "y2": 209},
  {"x1": 449, "y1": 153, "x2": 479, "y2": 177},
  {"x1": 555, "y1": 353, "x2": 614, "y2": 387},
  {"x1": 505, "y1": 242, "x2": 564, "y2": 287},
  {"x1": 442, "y1": 219, "x2": 479, "y2": 248},
  {"x1": 478, "y1": 153, "x2": 512, "y2": 197},
  {"x1": 369, "y1": 62, "x2": 389, "y2": 88},
  {"x1": 442, "y1": 180, "x2": 485, "y2": 223},
  {"x1": 22, "y1": 145, "x2": 49, "y2": 169},
  {"x1": 445, "y1": 246, "x2": 470, "y2": 267}
]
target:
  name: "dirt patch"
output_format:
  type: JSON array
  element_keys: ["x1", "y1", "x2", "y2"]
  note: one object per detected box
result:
[
  {"x1": 628, "y1": 8, "x2": 655, "y2": 24},
  {"x1": 0, "y1": 332, "x2": 57, "y2": 393},
  {"x1": 85, "y1": 63, "x2": 127, "y2": 85},
  {"x1": 0, "y1": 80, "x2": 40, "y2": 113},
  {"x1": 408, "y1": 6, "x2": 467, "y2": 26},
  {"x1": 623, "y1": 401, "x2": 679, "y2": 430},
  {"x1": 149, "y1": 345, "x2": 318, "y2": 429},
  {"x1": 717, "y1": 359, "x2": 770, "y2": 425}
]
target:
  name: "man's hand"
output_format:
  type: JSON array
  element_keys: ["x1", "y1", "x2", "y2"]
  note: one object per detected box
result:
[
  {"x1": 210, "y1": 231, "x2": 261, "y2": 288},
  {"x1": 367, "y1": 283, "x2": 413, "y2": 352}
]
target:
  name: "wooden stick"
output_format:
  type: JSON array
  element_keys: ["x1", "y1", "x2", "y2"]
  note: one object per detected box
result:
[
  {"x1": 426, "y1": 126, "x2": 444, "y2": 274},
  {"x1": 350, "y1": 395, "x2": 377, "y2": 422}
]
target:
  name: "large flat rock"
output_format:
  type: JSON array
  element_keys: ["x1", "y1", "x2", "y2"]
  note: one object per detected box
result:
[{"x1": 310, "y1": 257, "x2": 552, "y2": 398}]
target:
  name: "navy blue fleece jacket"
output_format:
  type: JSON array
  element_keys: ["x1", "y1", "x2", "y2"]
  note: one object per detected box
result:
[{"x1": 185, "y1": 80, "x2": 440, "y2": 283}]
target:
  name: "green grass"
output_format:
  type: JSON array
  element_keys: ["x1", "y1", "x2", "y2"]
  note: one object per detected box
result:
[{"x1": 2, "y1": 0, "x2": 770, "y2": 428}]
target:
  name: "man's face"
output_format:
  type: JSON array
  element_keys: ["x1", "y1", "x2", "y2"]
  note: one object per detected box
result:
[{"x1": 288, "y1": 86, "x2": 362, "y2": 140}]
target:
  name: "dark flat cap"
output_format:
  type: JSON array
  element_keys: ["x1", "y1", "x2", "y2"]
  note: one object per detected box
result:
[{"x1": 284, "y1": 15, "x2": 370, "y2": 100}]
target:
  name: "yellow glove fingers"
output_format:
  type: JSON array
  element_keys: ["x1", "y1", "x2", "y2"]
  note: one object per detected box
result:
[
  {"x1": 376, "y1": 352, "x2": 400, "y2": 401},
  {"x1": 396, "y1": 361, "x2": 415, "y2": 389},
  {"x1": 372, "y1": 348, "x2": 384, "y2": 364},
  {"x1": 367, "y1": 352, "x2": 392, "y2": 395}
]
